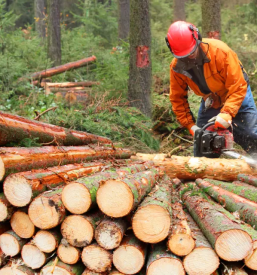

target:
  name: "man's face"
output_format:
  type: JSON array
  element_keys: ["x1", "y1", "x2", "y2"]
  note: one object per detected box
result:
[{"x1": 188, "y1": 46, "x2": 199, "y2": 59}]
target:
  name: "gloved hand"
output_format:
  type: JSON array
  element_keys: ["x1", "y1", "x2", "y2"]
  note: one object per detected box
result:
[
  {"x1": 208, "y1": 112, "x2": 232, "y2": 129},
  {"x1": 189, "y1": 125, "x2": 200, "y2": 136}
]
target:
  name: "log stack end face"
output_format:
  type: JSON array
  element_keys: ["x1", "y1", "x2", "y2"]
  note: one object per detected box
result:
[
  {"x1": 0, "y1": 157, "x2": 4, "y2": 181},
  {"x1": 167, "y1": 233, "x2": 195, "y2": 257},
  {"x1": 21, "y1": 243, "x2": 46, "y2": 269},
  {"x1": 147, "y1": 257, "x2": 185, "y2": 275},
  {"x1": 33, "y1": 230, "x2": 58, "y2": 253}
]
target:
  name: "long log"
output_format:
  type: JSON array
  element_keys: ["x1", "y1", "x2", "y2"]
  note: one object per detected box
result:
[
  {"x1": 132, "y1": 175, "x2": 172, "y2": 243},
  {"x1": 97, "y1": 169, "x2": 160, "y2": 218},
  {"x1": 0, "y1": 111, "x2": 112, "y2": 147},
  {"x1": 183, "y1": 212, "x2": 220, "y2": 275},
  {"x1": 182, "y1": 186, "x2": 253, "y2": 261},
  {"x1": 57, "y1": 239, "x2": 81, "y2": 265},
  {"x1": 132, "y1": 154, "x2": 257, "y2": 181},
  {"x1": 113, "y1": 233, "x2": 147, "y2": 274},
  {"x1": 33, "y1": 230, "x2": 61, "y2": 253},
  {"x1": 27, "y1": 56, "x2": 97, "y2": 80},
  {"x1": 0, "y1": 193, "x2": 14, "y2": 222},
  {"x1": 196, "y1": 178, "x2": 257, "y2": 228},
  {"x1": 81, "y1": 243, "x2": 112, "y2": 273},
  {"x1": 146, "y1": 242, "x2": 185, "y2": 275},
  {"x1": 62, "y1": 162, "x2": 154, "y2": 215},
  {"x1": 95, "y1": 218, "x2": 128, "y2": 250},
  {"x1": 238, "y1": 174, "x2": 257, "y2": 187},
  {"x1": 4, "y1": 161, "x2": 104, "y2": 207},
  {"x1": 0, "y1": 259, "x2": 35, "y2": 275},
  {"x1": 61, "y1": 211, "x2": 103, "y2": 247},
  {"x1": 0, "y1": 145, "x2": 131, "y2": 180},
  {"x1": 43, "y1": 81, "x2": 99, "y2": 89}
]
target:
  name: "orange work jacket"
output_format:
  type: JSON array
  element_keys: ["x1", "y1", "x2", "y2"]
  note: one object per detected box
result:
[{"x1": 169, "y1": 38, "x2": 248, "y2": 130}]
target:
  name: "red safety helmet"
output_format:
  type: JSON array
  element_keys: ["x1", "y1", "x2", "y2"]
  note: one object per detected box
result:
[{"x1": 166, "y1": 21, "x2": 200, "y2": 58}]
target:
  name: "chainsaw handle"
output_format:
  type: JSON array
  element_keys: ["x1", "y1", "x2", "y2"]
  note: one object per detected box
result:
[{"x1": 202, "y1": 121, "x2": 215, "y2": 131}]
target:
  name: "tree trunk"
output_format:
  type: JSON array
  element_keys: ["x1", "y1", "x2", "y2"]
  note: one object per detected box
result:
[
  {"x1": 238, "y1": 174, "x2": 257, "y2": 187},
  {"x1": 61, "y1": 211, "x2": 103, "y2": 247},
  {"x1": 28, "y1": 188, "x2": 66, "y2": 229},
  {"x1": 196, "y1": 178, "x2": 257, "y2": 228},
  {"x1": 47, "y1": 0, "x2": 61, "y2": 66},
  {"x1": 0, "y1": 111, "x2": 112, "y2": 147},
  {"x1": 128, "y1": 0, "x2": 152, "y2": 117},
  {"x1": 33, "y1": 230, "x2": 61, "y2": 253},
  {"x1": 0, "y1": 259, "x2": 35, "y2": 275},
  {"x1": 113, "y1": 233, "x2": 147, "y2": 274},
  {"x1": 202, "y1": 0, "x2": 221, "y2": 39},
  {"x1": 57, "y1": 239, "x2": 81, "y2": 264},
  {"x1": 0, "y1": 145, "x2": 131, "y2": 180},
  {"x1": 0, "y1": 193, "x2": 14, "y2": 222},
  {"x1": 34, "y1": 0, "x2": 46, "y2": 39},
  {"x1": 81, "y1": 243, "x2": 113, "y2": 273},
  {"x1": 132, "y1": 154, "x2": 257, "y2": 181},
  {"x1": 41, "y1": 259, "x2": 84, "y2": 275},
  {"x1": 118, "y1": 0, "x2": 130, "y2": 40},
  {"x1": 146, "y1": 242, "x2": 185, "y2": 275},
  {"x1": 95, "y1": 218, "x2": 128, "y2": 250},
  {"x1": 0, "y1": 230, "x2": 27, "y2": 257},
  {"x1": 182, "y1": 188, "x2": 252, "y2": 261},
  {"x1": 167, "y1": 192, "x2": 195, "y2": 257},
  {"x1": 173, "y1": 0, "x2": 187, "y2": 21},
  {"x1": 62, "y1": 162, "x2": 154, "y2": 214},
  {"x1": 183, "y1": 212, "x2": 220, "y2": 275},
  {"x1": 10, "y1": 210, "x2": 35, "y2": 239},
  {"x1": 97, "y1": 169, "x2": 159, "y2": 217},
  {"x1": 132, "y1": 175, "x2": 172, "y2": 243},
  {"x1": 4, "y1": 161, "x2": 104, "y2": 207}
]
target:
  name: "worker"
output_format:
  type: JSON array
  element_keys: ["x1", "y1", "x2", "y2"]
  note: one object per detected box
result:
[{"x1": 165, "y1": 21, "x2": 257, "y2": 156}]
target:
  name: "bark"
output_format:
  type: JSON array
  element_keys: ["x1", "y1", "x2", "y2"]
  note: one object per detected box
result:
[
  {"x1": 55, "y1": 91, "x2": 89, "y2": 105},
  {"x1": 10, "y1": 209, "x2": 35, "y2": 239},
  {"x1": 132, "y1": 175, "x2": 172, "y2": 243},
  {"x1": 81, "y1": 243, "x2": 113, "y2": 273},
  {"x1": 28, "y1": 188, "x2": 66, "y2": 229},
  {"x1": 182, "y1": 189, "x2": 253, "y2": 261},
  {"x1": 118, "y1": 0, "x2": 130, "y2": 40},
  {"x1": 202, "y1": 0, "x2": 221, "y2": 39},
  {"x1": 47, "y1": 0, "x2": 61, "y2": 66},
  {"x1": 238, "y1": 174, "x2": 257, "y2": 188},
  {"x1": 173, "y1": 0, "x2": 187, "y2": 21},
  {"x1": 113, "y1": 233, "x2": 147, "y2": 274},
  {"x1": 132, "y1": 154, "x2": 257, "y2": 181},
  {"x1": 48, "y1": 87, "x2": 89, "y2": 93},
  {"x1": 0, "y1": 259, "x2": 35, "y2": 275},
  {"x1": 203, "y1": 179, "x2": 257, "y2": 202},
  {"x1": 95, "y1": 218, "x2": 128, "y2": 250},
  {"x1": 43, "y1": 81, "x2": 99, "y2": 89},
  {"x1": 0, "y1": 230, "x2": 27, "y2": 257},
  {"x1": 97, "y1": 168, "x2": 159, "y2": 217},
  {"x1": 34, "y1": 230, "x2": 61, "y2": 253},
  {"x1": 167, "y1": 192, "x2": 195, "y2": 256},
  {"x1": 57, "y1": 239, "x2": 81, "y2": 264},
  {"x1": 0, "y1": 111, "x2": 112, "y2": 147},
  {"x1": 34, "y1": 0, "x2": 46, "y2": 39},
  {"x1": 0, "y1": 145, "x2": 131, "y2": 180},
  {"x1": 4, "y1": 161, "x2": 104, "y2": 207},
  {"x1": 196, "y1": 178, "x2": 257, "y2": 228},
  {"x1": 0, "y1": 192, "x2": 14, "y2": 222},
  {"x1": 62, "y1": 162, "x2": 154, "y2": 214},
  {"x1": 41, "y1": 259, "x2": 84, "y2": 275},
  {"x1": 183, "y1": 212, "x2": 220, "y2": 275},
  {"x1": 128, "y1": 0, "x2": 152, "y2": 117},
  {"x1": 220, "y1": 262, "x2": 248, "y2": 275},
  {"x1": 61, "y1": 211, "x2": 103, "y2": 247},
  {"x1": 146, "y1": 242, "x2": 185, "y2": 275}
]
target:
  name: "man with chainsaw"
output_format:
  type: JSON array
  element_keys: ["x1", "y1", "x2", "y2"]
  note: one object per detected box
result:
[{"x1": 165, "y1": 21, "x2": 257, "y2": 157}]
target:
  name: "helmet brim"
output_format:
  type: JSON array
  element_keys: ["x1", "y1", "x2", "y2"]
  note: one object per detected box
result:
[{"x1": 173, "y1": 40, "x2": 200, "y2": 59}]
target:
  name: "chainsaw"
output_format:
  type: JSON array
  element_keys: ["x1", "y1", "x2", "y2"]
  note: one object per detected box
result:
[{"x1": 194, "y1": 121, "x2": 257, "y2": 168}]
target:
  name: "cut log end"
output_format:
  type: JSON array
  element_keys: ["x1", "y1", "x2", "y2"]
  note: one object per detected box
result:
[
  {"x1": 82, "y1": 268, "x2": 108, "y2": 275},
  {"x1": 82, "y1": 244, "x2": 112, "y2": 273},
  {"x1": 113, "y1": 245, "x2": 145, "y2": 274},
  {"x1": 0, "y1": 202, "x2": 8, "y2": 222},
  {"x1": 57, "y1": 242, "x2": 80, "y2": 264},
  {"x1": 4, "y1": 174, "x2": 32, "y2": 207},
  {"x1": 97, "y1": 179, "x2": 134, "y2": 218},
  {"x1": 167, "y1": 233, "x2": 195, "y2": 256},
  {"x1": 245, "y1": 241, "x2": 257, "y2": 270},
  {"x1": 183, "y1": 247, "x2": 220, "y2": 275},
  {"x1": 34, "y1": 230, "x2": 58, "y2": 253},
  {"x1": 0, "y1": 157, "x2": 5, "y2": 181},
  {"x1": 0, "y1": 233, "x2": 21, "y2": 256},
  {"x1": 132, "y1": 205, "x2": 171, "y2": 243},
  {"x1": 61, "y1": 215, "x2": 94, "y2": 247},
  {"x1": 10, "y1": 211, "x2": 35, "y2": 239},
  {"x1": 147, "y1": 257, "x2": 185, "y2": 275},
  {"x1": 215, "y1": 229, "x2": 252, "y2": 261},
  {"x1": 62, "y1": 183, "x2": 91, "y2": 214},
  {"x1": 21, "y1": 243, "x2": 46, "y2": 269},
  {"x1": 0, "y1": 267, "x2": 32, "y2": 275},
  {"x1": 41, "y1": 266, "x2": 72, "y2": 275}
]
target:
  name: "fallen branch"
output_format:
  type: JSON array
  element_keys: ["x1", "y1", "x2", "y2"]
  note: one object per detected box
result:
[{"x1": 34, "y1": 107, "x2": 58, "y2": 120}]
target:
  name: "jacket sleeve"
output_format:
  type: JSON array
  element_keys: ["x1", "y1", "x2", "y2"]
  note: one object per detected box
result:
[
  {"x1": 169, "y1": 65, "x2": 195, "y2": 130},
  {"x1": 218, "y1": 49, "x2": 248, "y2": 117}
]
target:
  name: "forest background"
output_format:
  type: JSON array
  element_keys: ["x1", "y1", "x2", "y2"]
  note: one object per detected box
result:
[{"x1": 1, "y1": 0, "x2": 257, "y2": 155}]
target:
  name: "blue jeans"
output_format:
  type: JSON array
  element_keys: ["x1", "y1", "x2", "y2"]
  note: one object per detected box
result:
[{"x1": 196, "y1": 85, "x2": 257, "y2": 154}]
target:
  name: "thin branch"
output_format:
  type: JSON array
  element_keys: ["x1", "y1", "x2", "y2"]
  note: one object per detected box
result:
[
  {"x1": 172, "y1": 132, "x2": 194, "y2": 144},
  {"x1": 34, "y1": 107, "x2": 58, "y2": 120}
]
